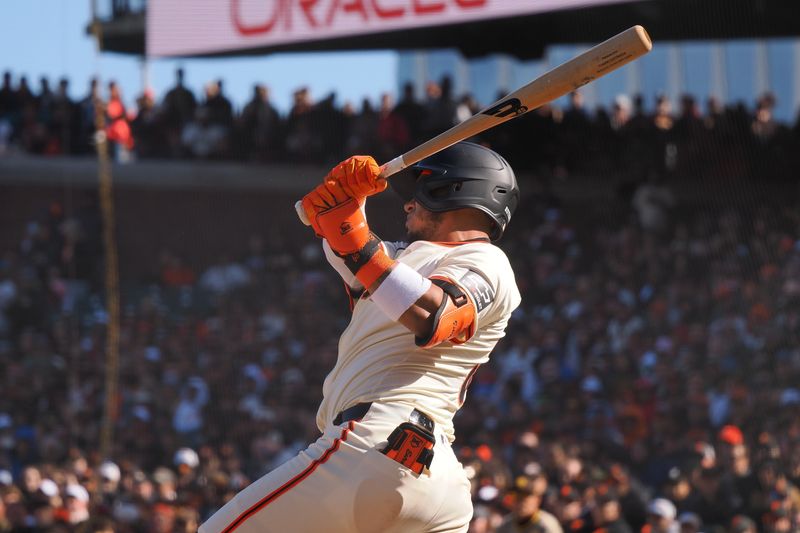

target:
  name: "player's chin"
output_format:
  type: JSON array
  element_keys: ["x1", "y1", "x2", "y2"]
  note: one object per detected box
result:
[
  {"x1": 404, "y1": 218, "x2": 416, "y2": 241},
  {"x1": 406, "y1": 229, "x2": 424, "y2": 243},
  {"x1": 406, "y1": 213, "x2": 439, "y2": 243},
  {"x1": 406, "y1": 221, "x2": 430, "y2": 243}
]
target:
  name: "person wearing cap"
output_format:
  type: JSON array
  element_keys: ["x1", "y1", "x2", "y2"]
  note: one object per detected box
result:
[
  {"x1": 152, "y1": 467, "x2": 178, "y2": 502},
  {"x1": 132, "y1": 470, "x2": 155, "y2": 504},
  {"x1": 174, "y1": 447, "x2": 199, "y2": 469},
  {"x1": 662, "y1": 466, "x2": 700, "y2": 514},
  {"x1": 98, "y1": 461, "x2": 120, "y2": 483},
  {"x1": 173, "y1": 447, "x2": 200, "y2": 490},
  {"x1": 677, "y1": 512, "x2": 701, "y2": 533},
  {"x1": 63, "y1": 484, "x2": 91, "y2": 525},
  {"x1": 591, "y1": 488, "x2": 633, "y2": 533},
  {"x1": 38, "y1": 478, "x2": 60, "y2": 503},
  {"x1": 643, "y1": 498, "x2": 677, "y2": 533},
  {"x1": 718, "y1": 426, "x2": 744, "y2": 448},
  {"x1": 98, "y1": 460, "x2": 121, "y2": 502},
  {"x1": 95, "y1": 461, "x2": 123, "y2": 514},
  {"x1": 496, "y1": 475, "x2": 563, "y2": 533},
  {"x1": 24, "y1": 478, "x2": 60, "y2": 529},
  {"x1": 716, "y1": 425, "x2": 745, "y2": 468}
]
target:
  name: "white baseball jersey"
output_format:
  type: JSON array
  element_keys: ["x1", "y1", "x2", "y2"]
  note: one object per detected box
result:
[
  {"x1": 317, "y1": 239, "x2": 521, "y2": 441},
  {"x1": 201, "y1": 239, "x2": 520, "y2": 533}
]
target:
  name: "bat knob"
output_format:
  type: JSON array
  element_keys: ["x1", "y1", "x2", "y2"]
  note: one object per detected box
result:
[{"x1": 295, "y1": 200, "x2": 311, "y2": 226}]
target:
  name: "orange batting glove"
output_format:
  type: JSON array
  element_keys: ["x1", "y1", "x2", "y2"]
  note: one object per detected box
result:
[
  {"x1": 301, "y1": 179, "x2": 371, "y2": 255},
  {"x1": 325, "y1": 156, "x2": 387, "y2": 199}
]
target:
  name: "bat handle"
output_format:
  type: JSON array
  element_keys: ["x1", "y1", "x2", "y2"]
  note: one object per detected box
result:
[
  {"x1": 380, "y1": 155, "x2": 407, "y2": 179},
  {"x1": 295, "y1": 200, "x2": 310, "y2": 226},
  {"x1": 294, "y1": 155, "x2": 407, "y2": 226}
]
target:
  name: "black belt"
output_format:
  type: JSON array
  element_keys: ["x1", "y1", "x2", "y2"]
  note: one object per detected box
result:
[
  {"x1": 333, "y1": 402, "x2": 435, "y2": 434},
  {"x1": 333, "y1": 402, "x2": 373, "y2": 425}
]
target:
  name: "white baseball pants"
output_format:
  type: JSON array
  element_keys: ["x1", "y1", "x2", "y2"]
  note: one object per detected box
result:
[{"x1": 199, "y1": 402, "x2": 472, "y2": 533}]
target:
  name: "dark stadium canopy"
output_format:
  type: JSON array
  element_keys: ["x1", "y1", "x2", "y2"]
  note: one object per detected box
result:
[{"x1": 95, "y1": 0, "x2": 800, "y2": 59}]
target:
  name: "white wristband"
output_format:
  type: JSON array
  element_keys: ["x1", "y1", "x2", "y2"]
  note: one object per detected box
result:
[{"x1": 370, "y1": 262, "x2": 432, "y2": 321}]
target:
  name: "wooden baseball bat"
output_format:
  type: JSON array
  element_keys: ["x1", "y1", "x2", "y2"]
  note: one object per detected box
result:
[{"x1": 296, "y1": 25, "x2": 652, "y2": 224}]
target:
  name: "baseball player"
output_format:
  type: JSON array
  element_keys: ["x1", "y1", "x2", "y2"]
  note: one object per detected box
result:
[{"x1": 200, "y1": 142, "x2": 521, "y2": 533}]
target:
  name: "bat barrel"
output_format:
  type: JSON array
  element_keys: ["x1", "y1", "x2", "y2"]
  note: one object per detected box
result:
[{"x1": 295, "y1": 25, "x2": 653, "y2": 226}]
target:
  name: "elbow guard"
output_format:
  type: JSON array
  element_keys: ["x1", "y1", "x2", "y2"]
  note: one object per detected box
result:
[{"x1": 415, "y1": 276, "x2": 477, "y2": 348}]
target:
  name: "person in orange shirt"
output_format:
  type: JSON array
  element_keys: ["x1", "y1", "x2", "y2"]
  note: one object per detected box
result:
[{"x1": 105, "y1": 81, "x2": 134, "y2": 160}]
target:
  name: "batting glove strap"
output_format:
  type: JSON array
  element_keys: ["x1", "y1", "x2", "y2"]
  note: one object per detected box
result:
[
  {"x1": 354, "y1": 248, "x2": 396, "y2": 292},
  {"x1": 339, "y1": 233, "x2": 383, "y2": 274},
  {"x1": 333, "y1": 233, "x2": 397, "y2": 292}
]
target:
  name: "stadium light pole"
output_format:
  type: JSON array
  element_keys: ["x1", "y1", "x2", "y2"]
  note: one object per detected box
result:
[{"x1": 89, "y1": 0, "x2": 122, "y2": 468}]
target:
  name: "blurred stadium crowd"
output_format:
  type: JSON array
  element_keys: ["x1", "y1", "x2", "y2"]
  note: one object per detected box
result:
[
  {"x1": 1, "y1": 68, "x2": 799, "y2": 182},
  {"x1": 1, "y1": 171, "x2": 799, "y2": 533},
  {"x1": 1, "y1": 68, "x2": 800, "y2": 533}
]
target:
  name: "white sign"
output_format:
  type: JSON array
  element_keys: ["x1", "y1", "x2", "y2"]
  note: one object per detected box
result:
[{"x1": 148, "y1": 0, "x2": 641, "y2": 57}]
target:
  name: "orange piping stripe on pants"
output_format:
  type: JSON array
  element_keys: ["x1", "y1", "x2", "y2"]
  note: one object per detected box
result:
[{"x1": 220, "y1": 421, "x2": 355, "y2": 533}]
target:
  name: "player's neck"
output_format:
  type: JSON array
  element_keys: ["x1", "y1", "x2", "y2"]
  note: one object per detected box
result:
[
  {"x1": 429, "y1": 227, "x2": 490, "y2": 243},
  {"x1": 429, "y1": 210, "x2": 492, "y2": 243}
]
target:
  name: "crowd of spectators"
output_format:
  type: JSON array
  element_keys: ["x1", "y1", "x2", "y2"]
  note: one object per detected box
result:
[
  {"x1": 1, "y1": 67, "x2": 799, "y2": 182},
  {"x1": 1, "y1": 157, "x2": 799, "y2": 532}
]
